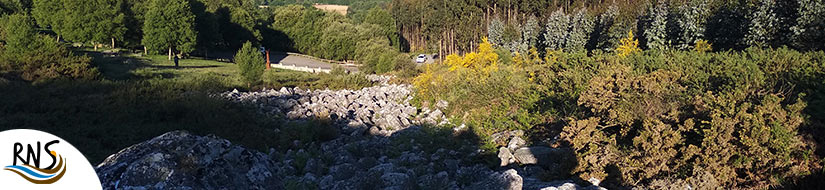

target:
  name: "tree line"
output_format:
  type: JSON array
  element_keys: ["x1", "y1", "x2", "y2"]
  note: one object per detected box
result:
[
  {"x1": 0, "y1": 0, "x2": 411, "y2": 74},
  {"x1": 392, "y1": 0, "x2": 825, "y2": 56}
]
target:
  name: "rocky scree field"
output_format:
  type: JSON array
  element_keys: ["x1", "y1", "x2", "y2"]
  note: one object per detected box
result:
[{"x1": 95, "y1": 75, "x2": 606, "y2": 190}]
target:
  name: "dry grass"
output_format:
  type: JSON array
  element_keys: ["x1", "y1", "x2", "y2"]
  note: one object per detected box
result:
[{"x1": 312, "y1": 4, "x2": 348, "y2": 15}]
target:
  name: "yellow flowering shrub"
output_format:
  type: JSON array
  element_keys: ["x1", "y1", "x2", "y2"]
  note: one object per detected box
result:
[
  {"x1": 445, "y1": 37, "x2": 499, "y2": 72},
  {"x1": 694, "y1": 39, "x2": 712, "y2": 53},
  {"x1": 616, "y1": 30, "x2": 641, "y2": 58}
]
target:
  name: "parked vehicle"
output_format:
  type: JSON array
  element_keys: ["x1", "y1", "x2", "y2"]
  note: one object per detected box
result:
[{"x1": 416, "y1": 54, "x2": 428, "y2": 63}]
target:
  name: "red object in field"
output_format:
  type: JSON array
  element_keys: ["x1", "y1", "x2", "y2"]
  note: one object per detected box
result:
[{"x1": 266, "y1": 50, "x2": 271, "y2": 70}]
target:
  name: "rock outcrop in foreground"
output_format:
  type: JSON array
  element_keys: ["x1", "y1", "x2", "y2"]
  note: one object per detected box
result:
[{"x1": 95, "y1": 131, "x2": 282, "y2": 189}]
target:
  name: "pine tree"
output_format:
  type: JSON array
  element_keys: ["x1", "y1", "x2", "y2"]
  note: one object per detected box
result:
[
  {"x1": 0, "y1": 13, "x2": 37, "y2": 54},
  {"x1": 487, "y1": 16, "x2": 505, "y2": 46},
  {"x1": 645, "y1": 0, "x2": 669, "y2": 50},
  {"x1": 746, "y1": 0, "x2": 778, "y2": 47},
  {"x1": 595, "y1": 5, "x2": 619, "y2": 51},
  {"x1": 522, "y1": 15, "x2": 539, "y2": 49},
  {"x1": 543, "y1": 9, "x2": 569, "y2": 50},
  {"x1": 236, "y1": 41, "x2": 265, "y2": 87},
  {"x1": 142, "y1": 0, "x2": 197, "y2": 60},
  {"x1": 566, "y1": 8, "x2": 594, "y2": 52},
  {"x1": 792, "y1": 0, "x2": 825, "y2": 50},
  {"x1": 677, "y1": 0, "x2": 710, "y2": 50}
]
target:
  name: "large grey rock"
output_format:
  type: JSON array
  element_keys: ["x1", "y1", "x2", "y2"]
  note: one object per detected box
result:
[
  {"x1": 508, "y1": 136, "x2": 527, "y2": 150},
  {"x1": 499, "y1": 147, "x2": 514, "y2": 167},
  {"x1": 381, "y1": 172, "x2": 412, "y2": 186},
  {"x1": 467, "y1": 169, "x2": 523, "y2": 190},
  {"x1": 96, "y1": 131, "x2": 282, "y2": 189},
  {"x1": 513, "y1": 146, "x2": 559, "y2": 166}
]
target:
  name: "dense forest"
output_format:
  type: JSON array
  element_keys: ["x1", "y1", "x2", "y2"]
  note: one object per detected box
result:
[
  {"x1": 2, "y1": 0, "x2": 825, "y2": 189},
  {"x1": 391, "y1": 0, "x2": 824, "y2": 55}
]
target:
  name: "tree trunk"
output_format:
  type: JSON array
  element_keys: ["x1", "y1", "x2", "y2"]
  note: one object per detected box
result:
[
  {"x1": 144, "y1": 46, "x2": 147, "y2": 55},
  {"x1": 111, "y1": 38, "x2": 115, "y2": 49},
  {"x1": 56, "y1": 35, "x2": 60, "y2": 42},
  {"x1": 168, "y1": 47, "x2": 172, "y2": 60}
]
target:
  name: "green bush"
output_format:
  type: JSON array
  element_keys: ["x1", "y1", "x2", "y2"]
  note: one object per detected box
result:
[
  {"x1": 235, "y1": 41, "x2": 265, "y2": 87},
  {"x1": 0, "y1": 14, "x2": 98, "y2": 81}
]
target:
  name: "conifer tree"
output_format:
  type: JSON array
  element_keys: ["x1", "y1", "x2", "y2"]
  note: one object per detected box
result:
[
  {"x1": 644, "y1": 0, "x2": 669, "y2": 50},
  {"x1": 595, "y1": 5, "x2": 619, "y2": 51},
  {"x1": 746, "y1": 0, "x2": 778, "y2": 47},
  {"x1": 566, "y1": 8, "x2": 594, "y2": 52},
  {"x1": 677, "y1": 0, "x2": 710, "y2": 50},
  {"x1": 236, "y1": 41, "x2": 264, "y2": 87},
  {"x1": 543, "y1": 9, "x2": 569, "y2": 50},
  {"x1": 792, "y1": 0, "x2": 825, "y2": 50},
  {"x1": 31, "y1": 0, "x2": 61, "y2": 29},
  {"x1": 521, "y1": 15, "x2": 539, "y2": 49},
  {"x1": 487, "y1": 16, "x2": 505, "y2": 47}
]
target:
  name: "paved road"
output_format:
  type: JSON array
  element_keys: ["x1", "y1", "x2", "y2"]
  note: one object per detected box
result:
[{"x1": 269, "y1": 52, "x2": 358, "y2": 72}]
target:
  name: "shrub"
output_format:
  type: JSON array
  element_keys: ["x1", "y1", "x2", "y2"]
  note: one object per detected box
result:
[
  {"x1": 414, "y1": 38, "x2": 541, "y2": 144},
  {"x1": 416, "y1": 41, "x2": 824, "y2": 188},
  {"x1": 0, "y1": 14, "x2": 98, "y2": 81},
  {"x1": 616, "y1": 30, "x2": 641, "y2": 58},
  {"x1": 558, "y1": 49, "x2": 822, "y2": 188},
  {"x1": 694, "y1": 39, "x2": 712, "y2": 52},
  {"x1": 235, "y1": 41, "x2": 265, "y2": 87},
  {"x1": 443, "y1": 38, "x2": 498, "y2": 72}
]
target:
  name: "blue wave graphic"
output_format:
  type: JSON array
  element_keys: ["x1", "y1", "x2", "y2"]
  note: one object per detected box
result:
[{"x1": 4, "y1": 165, "x2": 56, "y2": 179}]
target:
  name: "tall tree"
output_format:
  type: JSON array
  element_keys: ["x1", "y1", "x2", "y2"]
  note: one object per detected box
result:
[
  {"x1": 521, "y1": 15, "x2": 540, "y2": 49},
  {"x1": 31, "y1": 0, "x2": 62, "y2": 30},
  {"x1": 566, "y1": 8, "x2": 594, "y2": 52},
  {"x1": 122, "y1": 0, "x2": 148, "y2": 48},
  {"x1": 593, "y1": 4, "x2": 619, "y2": 51},
  {"x1": 746, "y1": 0, "x2": 778, "y2": 47},
  {"x1": 543, "y1": 9, "x2": 569, "y2": 50},
  {"x1": 488, "y1": 16, "x2": 505, "y2": 46},
  {"x1": 142, "y1": 0, "x2": 198, "y2": 60},
  {"x1": 792, "y1": 0, "x2": 825, "y2": 50},
  {"x1": 676, "y1": 0, "x2": 710, "y2": 50},
  {"x1": 363, "y1": 7, "x2": 399, "y2": 49},
  {"x1": 644, "y1": 0, "x2": 669, "y2": 50},
  {"x1": 58, "y1": 0, "x2": 127, "y2": 50}
]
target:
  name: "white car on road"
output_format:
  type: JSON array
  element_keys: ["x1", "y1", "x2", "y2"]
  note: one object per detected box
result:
[{"x1": 415, "y1": 54, "x2": 428, "y2": 63}]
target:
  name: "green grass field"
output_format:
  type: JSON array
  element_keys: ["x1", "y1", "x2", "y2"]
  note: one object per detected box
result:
[{"x1": 0, "y1": 51, "x2": 374, "y2": 164}]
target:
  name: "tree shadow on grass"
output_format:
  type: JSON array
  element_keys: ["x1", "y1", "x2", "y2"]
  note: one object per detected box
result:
[{"x1": 0, "y1": 78, "x2": 278, "y2": 164}]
